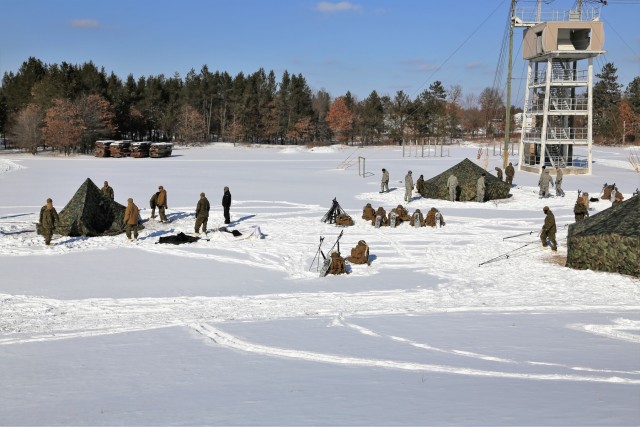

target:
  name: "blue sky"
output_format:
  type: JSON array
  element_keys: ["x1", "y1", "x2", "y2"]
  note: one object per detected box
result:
[{"x1": 1, "y1": 0, "x2": 638, "y2": 104}]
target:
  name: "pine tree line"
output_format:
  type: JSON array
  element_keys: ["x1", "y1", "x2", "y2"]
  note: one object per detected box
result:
[{"x1": 0, "y1": 57, "x2": 638, "y2": 153}]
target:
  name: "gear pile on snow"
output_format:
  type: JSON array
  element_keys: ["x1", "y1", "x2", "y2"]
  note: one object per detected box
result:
[
  {"x1": 321, "y1": 198, "x2": 349, "y2": 224},
  {"x1": 158, "y1": 232, "x2": 200, "y2": 245}
]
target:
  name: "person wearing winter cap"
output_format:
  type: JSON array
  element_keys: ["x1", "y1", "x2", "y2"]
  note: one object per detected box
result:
[
  {"x1": 39, "y1": 198, "x2": 59, "y2": 246},
  {"x1": 380, "y1": 168, "x2": 389, "y2": 193},
  {"x1": 195, "y1": 192, "x2": 210, "y2": 235},
  {"x1": 222, "y1": 186, "x2": 232, "y2": 224},
  {"x1": 476, "y1": 173, "x2": 486, "y2": 203},
  {"x1": 540, "y1": 206, "x2": 557, "y2": 251},
  {"x1": 123, "y1": 197, "x2": 140, "y2": 240},
  {"x1": 404, "y1": 170, "x2": 414, "y2": 203}
]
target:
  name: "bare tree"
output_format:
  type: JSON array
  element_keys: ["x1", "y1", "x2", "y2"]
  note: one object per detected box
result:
[{"x1": 10, "y1": 104, "x2": 44, "y2": 154}]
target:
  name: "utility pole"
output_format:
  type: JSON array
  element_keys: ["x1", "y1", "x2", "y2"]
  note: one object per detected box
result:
[{"x1": 503, "y1": 0, "x2": 516, "y2": 169}]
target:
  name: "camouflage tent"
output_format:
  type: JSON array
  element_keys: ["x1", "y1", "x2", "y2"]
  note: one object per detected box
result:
[
  {"x1": 418, "y1": 158, "x2": 511, "y2": 201},
  {"x1": 566, "y1": 195, "x2": 640, "y2": 277},
  {"x1": 42, "y1": 178, "x2": 137, "y2": 237}
]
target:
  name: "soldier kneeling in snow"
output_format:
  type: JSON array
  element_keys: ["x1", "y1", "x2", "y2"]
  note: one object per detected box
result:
[
  {"x1": 346, "y1": 240, "x2": 370, "y2": 265},
  {"x1": 362, "y1": 203, "x2": 375, "y2": 221},
  {"x1": 327, "y1": 251, "x2": 347, "y2": 275},
  {"x1": 372, "y1": 207, "x2": 389, "y2": 227},
  {"x1": 409, "y1": 209, "x2": 424, "y2": 227},
  {"x1": 425, "y1": 207, "x2": 445, "y2": 228}
]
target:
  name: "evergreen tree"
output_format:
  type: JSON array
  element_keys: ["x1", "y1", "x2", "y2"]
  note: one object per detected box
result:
[
  {"x1": 360, "y1": 90, "x2": 384, "y2": 144},
  {"x1": 624, "y1": 76, "x2": 640, "y2": 115},
  {"x1": 593, "y1": 62, "x2": 622, "y2": 141}
]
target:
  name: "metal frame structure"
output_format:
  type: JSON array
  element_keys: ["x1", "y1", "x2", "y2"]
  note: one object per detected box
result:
[{"x1": 515, "y1": 4, "x2": 605, "y2": 175}]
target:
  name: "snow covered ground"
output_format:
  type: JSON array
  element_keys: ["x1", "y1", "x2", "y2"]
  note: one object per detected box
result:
[{"x1": 0, "y1": 143, "x2": 639, "y2": 426}]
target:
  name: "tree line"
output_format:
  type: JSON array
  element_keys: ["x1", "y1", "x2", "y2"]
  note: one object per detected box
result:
[{"x1": 0, "y1": 57, "x2": 638, "y2": 153}]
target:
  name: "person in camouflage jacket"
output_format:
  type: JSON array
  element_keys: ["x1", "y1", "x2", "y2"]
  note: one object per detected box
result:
[
  {"x1": 101, "y1": 181, "x2": 114, "y2": 200},
  {"x1": 505, "y1": 162, "x2": 515, "y2": 186},
  {"x1": 573, "y1": 197, "x2": 588, "y2": 222},
  {"x1": 494, "y1": 167, "x2": 503, "y2": 181},
  {"x1": 39, "y1": 198, "x2": 59, "y2": 246},
  {"x1": 540, "y1": 206, "x2": 557, "y2": 251},
  {"x1": 195, "y1": 192, "x2": 210, "y2": 234}
]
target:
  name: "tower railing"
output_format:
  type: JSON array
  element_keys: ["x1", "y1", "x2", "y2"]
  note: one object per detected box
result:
[
  {"x1": 532, "y1": 70, "x2": 589, "y2": 84},
  {"x1": 529, "y1": 97, "x2": 588, "y2": 113},
  {"x1": 513, "y1": 7, "x2": 601, "y2": 24},
  {"x1": 523, "y1": 127, "x2": 588, "y2": 142}
]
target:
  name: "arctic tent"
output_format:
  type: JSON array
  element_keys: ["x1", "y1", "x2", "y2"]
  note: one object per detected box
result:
[
  {"x1": 417, "y1": 158, "x2": 511, "y2": 201},
  {"x1": 38, "y1": 178, "x2": 139, "y2": 237},
  {"x1": 565, "y1": 195, "x2": 640, "y2": 277}
]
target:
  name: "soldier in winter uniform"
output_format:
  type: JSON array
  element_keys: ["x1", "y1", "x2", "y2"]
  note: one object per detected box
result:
[
  {"x1": 555, "y1": 166, "x2": 565, "y2": 197},
  {"x1": 195, "y1": 192, "x2": 210, "y2": 234},
  {"x1": 409, "y1": 209, "x2": 425, "y2": 227},
  {"x1": 390, "y1": 204, "x2": 410, "y2": 222},
  {"x1": 327, "y1": 251, "x2": 347, "y2": 275},
  {"x1": 505, "y1": 162, "x2": 515, "y2": 186},
  {"x1": 476, "y1": 173, "x2": 486, "y2": 202},
  {"x1": 372, "y1": 206, "x2": 389, "y2": 227},
  {"x1": 380, "y1": 168, "x2": 389, "y2": 193},
  {"x1": 101, "y1": 181, "x2": 114, "y2": 200},
  {"x1": 574, "y1": 197, "x2": 589, "y2": 222},
  {"x1": 404, "y1": 170, "x2": 414, "y2": 203},
  {"x1": 415, "y1": 174, "x2": 425, "y2": 195},
  {"x1": 447, "y1": 174, "x2": 458, "y2": 202},
  {"x1": 222, "y1": 186, "x2": 232, "y2": 224},
  {"x1": 123, "y1": 198, "x2": 140, "y2": 240},
  {"x1": 494, "y1": 166, "x2": 503, "y2": 181},
  {"x1": 157, "y1": 186, "x2": 168, "y2": 222},
  {"x1": 362, "y1": 203, "x2": 375, "y2": 221},
  {"x1": 149, "y1": 191, "x2": 159, "y2": 219},
  {"x1": 540, "y1": 206, "x2": 557, "y2": 251},
  {"x1": 425, "y1": 207, "x2": 445, "y2": 227},
  {"x1": 39, "y1": 198, "x2": 59, "y2": 246},
  {"x1": 538, "y1": 166, "x2": 554, "y2": 198},
  {"x1": 346, "y1": 240, "x2": 369, "y2": 265}
]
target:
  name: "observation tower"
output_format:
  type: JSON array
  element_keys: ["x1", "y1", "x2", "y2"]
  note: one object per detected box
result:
[{"x1": 516, "y1": 5, "x2": 605, "y2": 175}]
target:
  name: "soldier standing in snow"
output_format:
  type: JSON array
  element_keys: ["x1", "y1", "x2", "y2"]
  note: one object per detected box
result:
[
  {"x1": 555, "y1": 166, "x2": 565, "y2": 197},
  {"x1": 195, "y1": 192, "x2": 210, "y2": 234},
  {"x1": 476, "y1": 173, "x2": 486, "y2": 202},
  {"x1": 494, "y1": 166, "x2": 503, "y2": 181},
  {"x1": 404, "y1": 170, "x2": 414, "y2": 203},
  {"x1": 123, "y1": 198, "x2": 140, "y2": 240},
  {"x1": 101, "y1": 181, "x2": 114, "y2": 200},
  {"x1": 149, "y1": 191, "x2": 159, "y2": 219},
  {"x1": 505, "y1": 162, "x2": 515, "y2": 186},
  {"x1": 222, "y1": 186, "x2": 232, "y2": 224},
  {"x1": 538, "y1": 166, "x2": 554, "y2": 198},
  {"x1": 447, "y1": 174, "x2": 458, "y2": 202},
  {"x1": 540, "y1": 206, "x2": 557, "y2": 251},
  {"x1": 39, "y1": 198, "x2": 59, "y2": 246},
  {"x1": 157, "y1": 185, "x2": 168, "y2": 222},
  {"x1": 380, "y1": 168, "x2": 389, "y2": 193}
]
